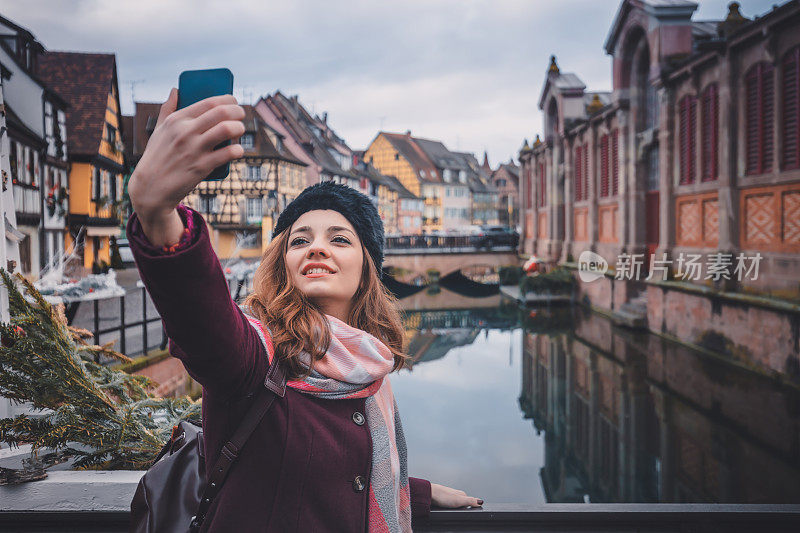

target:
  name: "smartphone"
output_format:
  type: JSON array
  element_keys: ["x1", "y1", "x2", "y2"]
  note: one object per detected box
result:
[{"x1": 177, "y1": 68, "x2": 235, "y2": 181}]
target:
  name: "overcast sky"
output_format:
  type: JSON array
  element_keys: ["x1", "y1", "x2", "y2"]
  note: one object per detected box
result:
[{"x1": 0, "y1": 0, "x2": 779, "y2": 167}]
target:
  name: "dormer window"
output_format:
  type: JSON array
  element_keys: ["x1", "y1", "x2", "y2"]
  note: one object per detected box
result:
[
  {"x1": 240, "y1": 133, "x2": 254, "y2": 149},
  {"x1": 105, "y1": 123, "x2": 116, "y2": 144}
]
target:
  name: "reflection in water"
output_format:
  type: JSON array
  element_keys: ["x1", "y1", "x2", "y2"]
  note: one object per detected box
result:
[{"x1": 392, "y1": 289, "x2": 800, "y2": 505}]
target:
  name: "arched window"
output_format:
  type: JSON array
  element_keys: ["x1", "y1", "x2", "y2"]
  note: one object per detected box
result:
[
  {"x1": 745, "y1": 62, "x2": 775, "y2": 175},
  {"x1": 782, "y1": 46, "x2": 800, "y2": 170},
  {"x1": 679, "y1": 94, "x2": 697, "y2": 184},
  {"x1": 701, "y1": 84, "x2": 719, "y2": 181}
]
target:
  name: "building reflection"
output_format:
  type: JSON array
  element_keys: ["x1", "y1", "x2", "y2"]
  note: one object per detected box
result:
[{"x1": 520, "y1": 308, "x2": 800, "y2": 504}]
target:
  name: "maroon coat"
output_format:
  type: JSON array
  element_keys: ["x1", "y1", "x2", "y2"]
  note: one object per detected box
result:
[{"x1": 127, "y1": 207, "x2": 431, "y2": 532}]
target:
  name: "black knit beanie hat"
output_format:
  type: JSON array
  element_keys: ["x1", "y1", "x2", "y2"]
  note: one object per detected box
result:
[{"x1": 272, "y1": 181, "x2": 385, "y2": 276}]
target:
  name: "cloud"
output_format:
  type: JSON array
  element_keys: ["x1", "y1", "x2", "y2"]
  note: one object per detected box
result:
[{"x1": 0, "y1": 0, "x2": 781, "y2": 165}]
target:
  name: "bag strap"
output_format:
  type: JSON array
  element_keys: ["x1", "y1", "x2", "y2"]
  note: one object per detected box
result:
[{"x1": 190, "y1": 359, "x2": 286, "y2": 531}]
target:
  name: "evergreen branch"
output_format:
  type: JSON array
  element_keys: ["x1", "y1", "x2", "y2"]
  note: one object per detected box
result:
[{"x1": 0, "y1": 269, "x2": 201, "y2": 484}]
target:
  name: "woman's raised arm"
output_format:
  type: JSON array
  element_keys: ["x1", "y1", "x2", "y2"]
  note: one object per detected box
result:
[{"x1": 127, "y1": 89, "x2": 266, "y2": 400}]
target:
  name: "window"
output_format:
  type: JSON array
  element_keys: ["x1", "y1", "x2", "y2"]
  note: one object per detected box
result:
[
  {"x1": 200, "y1": 194, "x2": 217, "y2": 213},
  {"x1": 246, "y1": 165, "x2": 262, "y2": 181},
  {"x1": 110, "y1": 174, "x2": 117, "y2": 202},
  {"x1": 611, "y1": 129, "x2": 619, "y2": 195},
  {"x1": 240, "y1": 133, "x2": 254, "y2": 149},
  {"x1": 574, "y1": 145, "x2": 583, "y2": 201},
  {"x1": 782, "y1": 47, "x2": 800, "y2": 170},
  {"x1": 394, "y1": 153, "x2": 399, "y2": 161},
  {"x1": 105, "y1": 123, "x2": 116, "y2": 144},
  {"x1": 93, "y1": 168, "x2": 101, "y2": 200},
  {"x1": 497, "y1": 178, "x2": 507, "y2": 188},
  {"x1": 745, "y1": 62, "x2": 775, "y2": 175},
  {"x1": 526, "y1": 166, "x2": 533, "y2": 208},
  {"x1": 582, "y1": 142, "x2": 589, "y2": 200},
  {"x1": 600, "y1": 134, "x2": 610, "y2": 197},
  {"x1": 700, "y1": 85, "x2": 719, "y2": 181},
  {"x1": 538, "y1": 161, "x2": 546, "y2": 207},
  {"x1": 246, "y1": 196, "x2": 262, "y2": 223},
  {"x1": 679, "y1": 95, "x2": 698, "y2": 184}
]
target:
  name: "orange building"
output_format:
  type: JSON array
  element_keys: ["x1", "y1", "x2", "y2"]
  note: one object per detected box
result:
[{"x1": 38, "y1": 52, "x2": 125, "y2": 271}]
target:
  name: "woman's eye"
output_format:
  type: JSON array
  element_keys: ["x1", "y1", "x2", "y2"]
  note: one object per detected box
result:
[
  {"x1": 332, "y1": 236, "x2": 351, "y2": 244},
  {"x1": 290, "y1": 237, "x2": 308, "y2": 246}
]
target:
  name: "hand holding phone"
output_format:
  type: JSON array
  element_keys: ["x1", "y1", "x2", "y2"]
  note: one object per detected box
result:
[
  {"x1": 128, "y1": 79, "x2": 244, "y2": 233},
  {"x1": 178, "y1": 68, "x2": 236, "y2": 180}
]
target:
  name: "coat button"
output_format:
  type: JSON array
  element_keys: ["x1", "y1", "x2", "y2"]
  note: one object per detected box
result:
[
  {"x1": 352, "y1": 411, "x2": 365, "y2": 426},
  {"x1": 352, "y1": 475, "x2": 366, "y2": 492}
]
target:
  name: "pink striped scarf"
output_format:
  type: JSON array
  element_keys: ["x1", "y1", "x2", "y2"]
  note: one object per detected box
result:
[{"x1": 245, "y1": 313, "x2": 412, "y2": 533}]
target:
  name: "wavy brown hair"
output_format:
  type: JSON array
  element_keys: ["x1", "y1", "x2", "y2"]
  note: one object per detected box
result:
[{"x1": 242, "y1": 228, "x2": 409, "y2": 381}]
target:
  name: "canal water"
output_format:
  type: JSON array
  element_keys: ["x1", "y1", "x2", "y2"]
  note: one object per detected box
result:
[{"x1": 392, "y1": 288, "x2": 800, "y2": 505}]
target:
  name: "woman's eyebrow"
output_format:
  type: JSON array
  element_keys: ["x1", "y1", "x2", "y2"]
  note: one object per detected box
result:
[
  {"x1": 328, "y1": 226, "x2": 355, "y2": 236},
  {"x1": 289, "y1": 226, "x2": 311, "y2": 236}
]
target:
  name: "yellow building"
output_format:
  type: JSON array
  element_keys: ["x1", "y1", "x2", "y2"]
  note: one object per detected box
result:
[
  {"x1": 364, "y1": 132, "x2": 444, "y2": 232},
  {"x1": 38, "y1": 52, "x2": 125, "y2": 271}
]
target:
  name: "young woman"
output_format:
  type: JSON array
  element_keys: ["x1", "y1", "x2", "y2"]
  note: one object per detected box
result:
[{"x1": 126, "y1": 90, "x2": 483, "y2": 532}]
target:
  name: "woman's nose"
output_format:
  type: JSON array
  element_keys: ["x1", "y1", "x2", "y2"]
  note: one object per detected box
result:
[{"x1": 306, "y1": 241, "x2": 330, "y2": 258}]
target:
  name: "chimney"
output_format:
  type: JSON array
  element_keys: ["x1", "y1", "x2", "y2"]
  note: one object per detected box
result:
[
  {"x1": 322, "y1": 112, "x2": 328, "y2": 124},
  {"x1": 405, "y1": 130, "x2": 411, "y2": 137}
]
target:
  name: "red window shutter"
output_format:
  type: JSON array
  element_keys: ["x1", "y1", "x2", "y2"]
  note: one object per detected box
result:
[
  {"x1": 746, "y1": 62, "x2": 776, "y2": 175},
  {"x1": 762, "y1": 63, "x2": 775, "y2": 173},
  {"x1": 527, "y1": 165, "x2": 533, "y2": 208},
  {"x1": 745, "y1": 67, "x2": 760, "y2": 175},
  {"x1": 611, "y1": 130, "x2": 619, "y2": 195},
  {"x1": 539, "y1": 162, "x2": 546, "y2": 207},
  {"x1": 701, "y1": 84, "x2": 718, "y2": 181},
  {"x1": 782, "y1": 47, "x2": 800, "y2": 170},
  {"x1": 679, "y1": 95, "x2": 697, "y2": 184},
  {"x1": 574, "y1": 145, "x2": 582, "y2": 201},
  {"x1": 602, "y1": 135, "x2": 609, "y2": 197},
  {"x1": 583, "y1": 143, "x2": 589, "y2": 200}
]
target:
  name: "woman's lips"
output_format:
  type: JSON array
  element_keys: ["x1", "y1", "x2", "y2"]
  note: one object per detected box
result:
[{"x1": 304, "y1": 271, "x2": 334, "y2": 278}]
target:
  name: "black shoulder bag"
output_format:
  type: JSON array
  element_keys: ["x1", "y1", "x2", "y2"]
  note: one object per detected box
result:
[{"x1": 129, "y1": 360, "x2": 286, "y2": 533}]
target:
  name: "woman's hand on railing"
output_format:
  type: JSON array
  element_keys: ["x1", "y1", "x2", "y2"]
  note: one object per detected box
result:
[
  {"x1": 128, "y1": 88, "x2": 245, "y2": 247},
  {"x1": 430, "y1": 482, "x2": 484, "y2": 509}
]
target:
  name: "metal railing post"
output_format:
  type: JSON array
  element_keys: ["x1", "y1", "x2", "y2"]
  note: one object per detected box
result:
[
  {"x1": 119, "y1": 294, "x2": 126, "y2": 355},
  {"x1": 93, "y1": 299, "x2": 99, "y2": 363},
  {"x1": 141, "y1": 287, "x2": 148, "y2": 355}
]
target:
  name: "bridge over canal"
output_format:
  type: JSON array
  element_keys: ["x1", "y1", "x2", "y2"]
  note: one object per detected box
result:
[{"x1": 383, "y1": 234, "x2": 518, "y2": 282}]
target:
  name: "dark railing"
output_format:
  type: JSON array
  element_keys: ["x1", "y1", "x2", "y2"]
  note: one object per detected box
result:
[
  {"x1": 385, "y1": 234, "x2": 517, "y2": 253},
  {"x1": 75, "y1": 285, "x2": 168, "y2": 362},
  {"x1": 387, "y1": 234, "x2": 474, "y2": 249},
  {"x1": 2, "y1": 505, "x2": 800, "y2": 532}
]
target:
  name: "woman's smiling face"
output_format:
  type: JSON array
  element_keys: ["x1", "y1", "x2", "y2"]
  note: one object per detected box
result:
[{"x1": 284, "y1": 210, "x2": 364, "y2": 320}]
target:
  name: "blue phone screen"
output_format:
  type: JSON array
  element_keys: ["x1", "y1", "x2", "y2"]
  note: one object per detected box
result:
[
  {"x1": 178, "y1": 68, "x2": 233, "y2": 109},
  {"x1": 177, "y1": 68, "x2": 234, "y2": 180}
]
